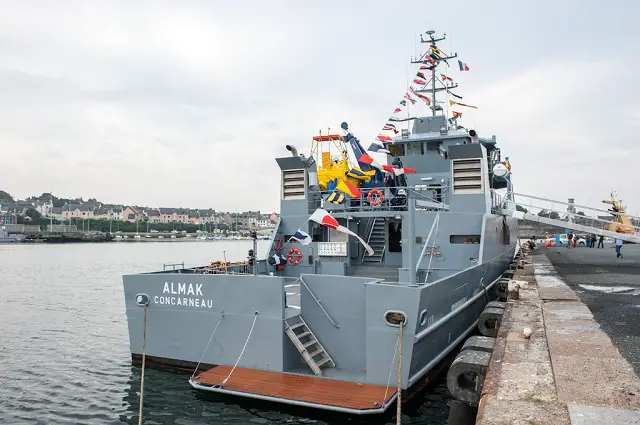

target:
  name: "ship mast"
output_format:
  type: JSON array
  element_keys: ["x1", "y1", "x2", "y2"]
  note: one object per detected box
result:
[{"x1": 411, "y1": 30, "x2": 458, "y2": 117}]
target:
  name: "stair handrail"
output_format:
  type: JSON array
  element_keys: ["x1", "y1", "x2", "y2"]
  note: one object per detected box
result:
[
  {"x1": 415, "y1": 213, "x2": 440, "y2": 274},
  {"x1": 362, "y1": 218, "x2": 377, "y2": 264},
  {"x1": 299, "y1": 276, "x2": 340, "y2": 328}
]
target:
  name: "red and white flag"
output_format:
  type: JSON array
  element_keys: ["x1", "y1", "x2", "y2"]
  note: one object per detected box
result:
[
  {"x1": 377, "y1": 134, "x2": 392, "y2": 142},
  {"x1": 382, "y1": 165, "x2": 417, "y2": 176},
  {"x1": 358, "y1": 153, "x2": 384, "y2": 171},
  {"x1": 410, "y1": 87, "x2": 431, "y2": 105},
  {"x1": 413, "y1": 78, "x2": 426, "y2": 85},
  {"x1": 309, "y1": 209, "x2": 374, "y2": 255},
  {"x1": 404, "y1": 92, "x2": 417, "y2": 105}
]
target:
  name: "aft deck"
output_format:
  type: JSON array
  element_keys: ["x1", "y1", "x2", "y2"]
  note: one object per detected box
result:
[{"x1": 190, "y1": 366, "x2": 397, "y2": 414}]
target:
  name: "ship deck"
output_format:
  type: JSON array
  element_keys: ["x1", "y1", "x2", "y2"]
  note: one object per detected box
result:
[{"x1": 190, "y1": 366, "x2": 397, "y2": 414}]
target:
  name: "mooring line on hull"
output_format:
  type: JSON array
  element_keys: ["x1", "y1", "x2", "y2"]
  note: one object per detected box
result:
[
  {"x1": 220, "y1": 312, "x2": 259, "y2": 387},
  {"x1": 138, "y1": 304, "x2": 147, "y2": 425},
  {"x1": 396, "y1": 321, "x2": 404, "y2": 425},
  {"x1": 381, "y1": 329, "x2": 400, "y2": 407},
  {"x1": 191, "y1": 311, "x2": 225, "y2": 379}
]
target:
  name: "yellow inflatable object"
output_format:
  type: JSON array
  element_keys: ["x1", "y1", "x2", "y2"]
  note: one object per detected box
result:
[
  {"x1": 317, "y1": 159, "x2": 350, "y2": 191},
  {"x1": 311, "y1": 132, "x2": 375, "y2": 191}
]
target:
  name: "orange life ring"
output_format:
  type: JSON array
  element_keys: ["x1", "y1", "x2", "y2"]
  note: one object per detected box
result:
[
  {"x1": 367, "y1": 189, "x2": 384, "y2": 207},
  {"x1": 287, "y1": 247, "x2": 303, "y2": 265}
]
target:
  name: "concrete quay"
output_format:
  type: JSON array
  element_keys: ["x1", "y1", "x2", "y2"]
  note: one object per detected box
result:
[{"x1": 476, "y1": 250, "x2": 640, "y2": 425}]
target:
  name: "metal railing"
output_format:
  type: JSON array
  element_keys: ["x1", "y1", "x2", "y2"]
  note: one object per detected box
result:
[
  {"x1": 299, "y1": 276, "x2": 340, "y2": 328},
  {"x1": 502, "y1": 192, "x2": 640, "y2": 237},
  {"x1": 309, "y1": 186, "x2": 450, "y2": 213}
]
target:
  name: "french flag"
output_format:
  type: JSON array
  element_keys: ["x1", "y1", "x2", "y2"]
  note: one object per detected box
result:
[
  {"x1": 309, "y1": 209, "x2": 374, "y2": 255},
  {"x1": 458, "y1": 60, "x2": 470, "y2": 71},
  {"x1": 292, "y1": 229, "x2": 312, "y2": 245}
]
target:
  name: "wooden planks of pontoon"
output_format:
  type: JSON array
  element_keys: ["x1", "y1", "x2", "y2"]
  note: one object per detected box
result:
[{"x1": 193, "y1": 366, "x2": 397, "y2": 412}]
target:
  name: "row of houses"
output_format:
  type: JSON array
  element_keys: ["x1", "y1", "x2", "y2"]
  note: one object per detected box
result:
[{"x1": 0, "y1": 200, "x2": 278, "y2": 229}]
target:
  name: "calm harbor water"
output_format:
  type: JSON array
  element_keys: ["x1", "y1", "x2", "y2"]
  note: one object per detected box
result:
[{"x1": 0, "y1": 242, "x2": 449, "y2": 424}]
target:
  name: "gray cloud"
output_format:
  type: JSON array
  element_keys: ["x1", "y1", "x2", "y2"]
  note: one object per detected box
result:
[{"x1": 1, "y1": 0, "x2": 639, "y2": 214}]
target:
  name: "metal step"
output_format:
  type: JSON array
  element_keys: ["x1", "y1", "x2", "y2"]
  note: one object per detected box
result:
[{"x1": 284, "y1": 316, "x2": 336, "y2": 376}]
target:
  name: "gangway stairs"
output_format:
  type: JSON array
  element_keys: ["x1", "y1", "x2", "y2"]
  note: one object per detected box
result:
[
  {"x1": 501, "y1": 192, "x2": 640, "y2": 243},
  {"x1": 284, "y1": 315, "x2": 335, "y2": 376}
]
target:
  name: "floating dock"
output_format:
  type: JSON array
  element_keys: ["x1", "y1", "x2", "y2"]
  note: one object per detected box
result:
[{"x1": 190, "y1": 366, "x2": 397, "y2": 414}]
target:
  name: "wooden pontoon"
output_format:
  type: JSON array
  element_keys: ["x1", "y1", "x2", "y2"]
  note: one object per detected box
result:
[{"x1": 190, "y1": 366, "x2": 397, "y2": 414}]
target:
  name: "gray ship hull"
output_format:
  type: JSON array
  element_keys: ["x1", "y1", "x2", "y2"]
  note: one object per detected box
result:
[{"x1": 123, "y1": 214, "x2": 517, "y2": 413}]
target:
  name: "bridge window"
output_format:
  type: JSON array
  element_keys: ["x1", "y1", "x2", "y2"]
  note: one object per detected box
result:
[
  {"x1": 388, "y1": 143, "x2": 405, "y2": 157},
  {"x1": 407, "y1": 142, "x2": 424, "y2": 156}
]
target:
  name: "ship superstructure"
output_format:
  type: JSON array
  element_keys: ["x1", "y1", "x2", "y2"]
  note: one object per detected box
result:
[{"x1": 123, "y1": 31, "x2": 518, "y2": 414}]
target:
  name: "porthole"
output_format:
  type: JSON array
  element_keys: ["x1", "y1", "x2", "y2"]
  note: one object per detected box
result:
[
  {"x1": 384, "y1": 310, "x2": 407, "y2": 327},
  {"x1": 419, "y1": 309, "x2": 428, "y2": 326}
]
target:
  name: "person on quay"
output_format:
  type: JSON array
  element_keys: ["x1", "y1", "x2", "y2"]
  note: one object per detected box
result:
[
  {"x1": 615, "y1": 230, "x2": 624, "y2": 259},
  {"x1": 597, "y1": 234, "x2": 605, "y2": 248}
]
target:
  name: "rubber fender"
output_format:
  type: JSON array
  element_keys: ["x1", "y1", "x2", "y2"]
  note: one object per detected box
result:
[
  {"x1": 478, "y1": 307, "x2": 504, "y2": 337},
  {"x1": 447, "y1": 349, "x2": 491, "y2": 404}
]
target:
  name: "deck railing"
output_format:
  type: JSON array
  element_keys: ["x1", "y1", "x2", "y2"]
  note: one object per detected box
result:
[{"x1": 309, "y1": 185, "x2": 450, "y2": 213}]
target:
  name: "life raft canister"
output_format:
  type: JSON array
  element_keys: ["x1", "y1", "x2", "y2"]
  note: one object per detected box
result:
[
  {"x1": 367, "y1": 189, "x2": 384, "y2": 207},
  {"x1": 287, "y1": 247, "x2": 303, "y2": 265}
]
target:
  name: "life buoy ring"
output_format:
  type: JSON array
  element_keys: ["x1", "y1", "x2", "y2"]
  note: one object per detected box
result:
[
  {"x1": 367, "y1": 189, "x2": 384, "y2": 207},
  {"x1": 287, "y1": 247, "x2": 303, "y2": 265}
]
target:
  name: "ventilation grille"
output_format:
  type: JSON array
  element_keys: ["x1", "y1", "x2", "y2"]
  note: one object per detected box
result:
[
  {"x1": 282, "y1": 169, "x2": 306, "y2": 200},
  {"x1": 452, "y1": 159, "x2": 483, "y2": 194}
]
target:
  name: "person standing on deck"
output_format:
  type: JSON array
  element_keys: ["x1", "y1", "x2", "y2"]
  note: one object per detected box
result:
[
  {"x1": 597, "y1": 234, "x2": 605, "y2": 248},
  {"x1": 567, "y1": 231, "x2": 573, "y2": 248},
  {"x1": 615, "y1": 231, "x2": 624, "y2": 259}
]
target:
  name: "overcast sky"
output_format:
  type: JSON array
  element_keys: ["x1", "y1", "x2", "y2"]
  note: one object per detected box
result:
[{"x1": 1, "y1": 1, "x2": 639, "y2": 214}]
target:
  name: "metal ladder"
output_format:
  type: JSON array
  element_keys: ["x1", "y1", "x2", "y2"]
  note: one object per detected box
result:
[
  {"x1": 363, "y1": 218, "x2": 386, "y2": 263},
  {"x1": 284, "y1": 315, "x2": 335, "y2": 376}
]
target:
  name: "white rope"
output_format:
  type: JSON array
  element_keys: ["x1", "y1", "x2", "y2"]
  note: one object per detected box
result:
[
  {"x1": 381, "y1": 330, "x2": 400, "y2": 406},
  {"x1": 137, "y1": 304, "x2": 147, "y2": 425},
  {"x1": 221, "y1": 312, "x2": 259, "y2": 386},
  {"x1": 425, "y1": 213, "x2": 441, "y2": 282},
  {"x1": 397, "y1": 321, "x2": 404, "y2": 425},
  {"x1": 191, "y1": 311, "x2": 224, "y2": 379}
]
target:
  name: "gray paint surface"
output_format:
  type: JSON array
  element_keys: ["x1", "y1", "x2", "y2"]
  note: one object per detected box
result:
[{"x1": 122, "y1": 114, "x2": 519, "y2": 407}]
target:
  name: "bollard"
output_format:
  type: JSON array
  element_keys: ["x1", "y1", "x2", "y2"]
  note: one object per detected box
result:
[
  {"x1": 495, "y1": 279, "x2": 508, "y2": 301},
  {"x1": 461, "y1": 335, "x2": 495, "y2": 353},
  {"x1": 447, "y1": 349, "x2": 491, "y2": 404},
  {"x1": 478, "y1": 307, "x2": 504, "y2": 337}
]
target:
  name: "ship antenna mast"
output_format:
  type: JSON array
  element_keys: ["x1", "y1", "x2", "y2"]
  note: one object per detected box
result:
[{"x1": 411, "y1": 30, "x2": 458, "y2": 117}]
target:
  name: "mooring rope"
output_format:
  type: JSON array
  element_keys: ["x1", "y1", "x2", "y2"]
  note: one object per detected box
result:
[
  {"x1": 191, "y1": 311, "x2": 224, "y2": 379},
  {"x1": 381, "y1": 330, "x2": 400, "y2": 407},
  {"x1": 221, "y1": 312, "x2": 259, "y2": 387},
  {"x1": 397, "y1": 321, "x2": 404, "y2": 425},
  {"x1": 138, "y1": 304, "x2": 148, "y2": 425}
]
